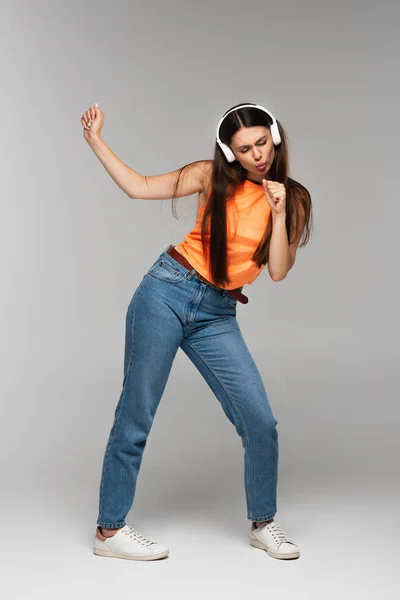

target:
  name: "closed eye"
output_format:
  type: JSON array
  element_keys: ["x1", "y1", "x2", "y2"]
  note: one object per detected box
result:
[{"x1": 240, "y1": 140, "x2": 267, "y2": 153}]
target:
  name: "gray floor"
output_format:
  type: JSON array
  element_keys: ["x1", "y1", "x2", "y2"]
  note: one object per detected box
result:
[{"x1": 3, "y1": 477, "x2": 397, "y2": 599}]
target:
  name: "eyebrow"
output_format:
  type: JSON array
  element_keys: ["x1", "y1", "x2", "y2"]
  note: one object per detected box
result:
[{"x1": 236, "y1": 136, "x2": 267, "y2": 150}]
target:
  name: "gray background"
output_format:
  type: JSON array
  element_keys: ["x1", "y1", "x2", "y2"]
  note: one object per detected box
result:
[{"x1": 1, "y1": 0, "x2": 398, "y2": 597}]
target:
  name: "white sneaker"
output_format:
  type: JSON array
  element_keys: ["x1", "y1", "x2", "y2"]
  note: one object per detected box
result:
[
  {"x1": 93, "y1": 525, "x2": 169, "y2": 561},
  {"x1": 250, "y1": 519, "x2": 300, "y2": 560}
]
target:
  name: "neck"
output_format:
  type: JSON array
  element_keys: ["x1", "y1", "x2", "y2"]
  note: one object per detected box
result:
[
  {"x1": 245, "y1": 172, "x2": 270, "y2": 185},
  {"x1": 245, "y1": 177, "x2": 263, "y2": 185}
]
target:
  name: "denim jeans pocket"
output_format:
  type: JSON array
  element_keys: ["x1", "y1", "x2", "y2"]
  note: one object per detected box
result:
[{"x1": 147, "y1": 258, "x2": 188, "y2": 283}]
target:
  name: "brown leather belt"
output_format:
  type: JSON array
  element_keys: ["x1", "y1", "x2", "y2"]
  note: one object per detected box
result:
[{"x1": 167, "y1": 246, "x2": 249, "y2": 304}]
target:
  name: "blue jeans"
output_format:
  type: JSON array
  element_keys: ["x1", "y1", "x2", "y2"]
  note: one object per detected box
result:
[{"x1": 97, "y1": 244, "x2": 279, "y2": 527}]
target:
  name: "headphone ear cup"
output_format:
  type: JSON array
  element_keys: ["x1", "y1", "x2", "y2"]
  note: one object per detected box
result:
[
  {"x1": 219, "y1": 142, "x2": 236, "y2": 163},
  {"x1": 270, "y1": 122, "x2": 281, "y2": 146}
]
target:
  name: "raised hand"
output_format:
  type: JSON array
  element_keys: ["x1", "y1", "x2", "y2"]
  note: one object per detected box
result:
[
  {"x1": 81, "y1": 103, "x2": 104, "y2": 141},
  {"x1": 262, "y1": 179, "x2": 286, "y2": 216}
]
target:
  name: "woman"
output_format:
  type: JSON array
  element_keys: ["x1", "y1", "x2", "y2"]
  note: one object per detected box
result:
[{"x1": 81, "y1": 102, "x2": 313, "y2": 562}]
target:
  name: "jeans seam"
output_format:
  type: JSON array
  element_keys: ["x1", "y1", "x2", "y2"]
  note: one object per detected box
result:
[
  {"x1": 147, "y1": 271, "x2": 187, "y2": 284},
  {"x1": 182, "y1": 339, "x2": 253, "y2": 512},
  {"x1": 248, "y1": 511, "x2": 276, "y2": 522},
  {"x1": 97, "y1": 520, "x2": 126, "y2": 529},
  {"x1": 98, "y1": 281, "x2": 144, "y2": 523}
]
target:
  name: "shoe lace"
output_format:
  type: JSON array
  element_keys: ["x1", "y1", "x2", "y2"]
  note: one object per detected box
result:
[
  {"x1": 265, "y1": 521, "x2": 290, "y2": 545},
  {"x1": 124, "y1": 525, "x2": 154, "y2": 547}
]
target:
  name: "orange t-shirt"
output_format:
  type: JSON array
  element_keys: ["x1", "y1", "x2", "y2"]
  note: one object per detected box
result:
[{"x1": 175, "y1": 179, "x2": 271, "y2": 290}]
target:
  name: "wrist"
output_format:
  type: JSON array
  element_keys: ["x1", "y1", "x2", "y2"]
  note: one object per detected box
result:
[
  {"x1": 87, "y1": 133, "x2": 103, "y2": 147},
  {"x1": 272, "y1": 211, "x2": 286, "y2": 221}
]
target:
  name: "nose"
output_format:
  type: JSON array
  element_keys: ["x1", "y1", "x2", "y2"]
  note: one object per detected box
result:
[{"x1": 252, "y1": 147, "x2": 262, "y2": 160}]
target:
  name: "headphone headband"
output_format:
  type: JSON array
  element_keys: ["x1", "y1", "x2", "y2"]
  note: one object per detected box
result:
[{"x1": 216, "y1": 103, "x2": 281, "y2": 163}]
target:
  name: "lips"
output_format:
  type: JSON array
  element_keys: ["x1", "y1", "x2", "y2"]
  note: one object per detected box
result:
[{"x1": 256, "y1": 163, "x2": 266, "y2": 170}]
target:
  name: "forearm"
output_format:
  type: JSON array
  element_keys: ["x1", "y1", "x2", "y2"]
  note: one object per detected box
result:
[
  {"x1": 86, "y1": 135, "x2": 142, "y2": 198},
  {"x1": 268, "y1": 213, "x2": 290, "y2": 281}
]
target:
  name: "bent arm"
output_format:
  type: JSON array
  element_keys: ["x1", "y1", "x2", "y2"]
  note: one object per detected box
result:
[
  {"x1": 87, "y1": 135, "x2": 211, "y2": 200},
  {"x1": 268, "y1": 214, "x2": 291, "y2": 281},
  {"x1": 268, "y1": 206, "x2": 306, "y2": 281}
]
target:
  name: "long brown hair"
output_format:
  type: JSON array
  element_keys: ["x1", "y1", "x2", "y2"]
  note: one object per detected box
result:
[{"x1": 171, "y1": 103, "x2": 313, "y2": 287}]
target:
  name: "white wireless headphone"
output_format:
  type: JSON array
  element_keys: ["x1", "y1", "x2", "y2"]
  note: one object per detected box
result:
[{"x1": 216, "y1": 103, "x2": 281, "y2": 163}]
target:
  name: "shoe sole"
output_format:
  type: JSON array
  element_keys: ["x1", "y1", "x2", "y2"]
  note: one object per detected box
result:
[
  {"x1": 250, "y1": 538, "x2": 300, "y2": 560},
  {"x1": 93, "y1": 547, "x2": 169, "y2": 561}
]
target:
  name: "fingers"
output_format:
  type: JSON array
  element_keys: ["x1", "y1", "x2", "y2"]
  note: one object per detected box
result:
[
  {"x1": 81, "y1": 102, "x2": 100, "y2": 130},
  {"x1": 262, "y1": 179, "x2": 286, "y2": 209},
  {"x1": 265, "y1": 180, "x2": 285, "y2": 191},
  {"x1": 89, "y1": 102, "x2": 98, "y2": 120},
  {"x1": 263, "y1": 180, "x2": 285, "y2": 196},
  {"x1": 81, "y1": 109, "x2": 91, "y2": 129}
]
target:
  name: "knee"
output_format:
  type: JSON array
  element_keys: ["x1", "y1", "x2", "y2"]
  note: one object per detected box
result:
[
  {"x1": 264, "y1": 416, "x2": 278, "y2": 433},
  {"x1": 250, "y1": 415, "x2": 278, "y2": 440}
]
